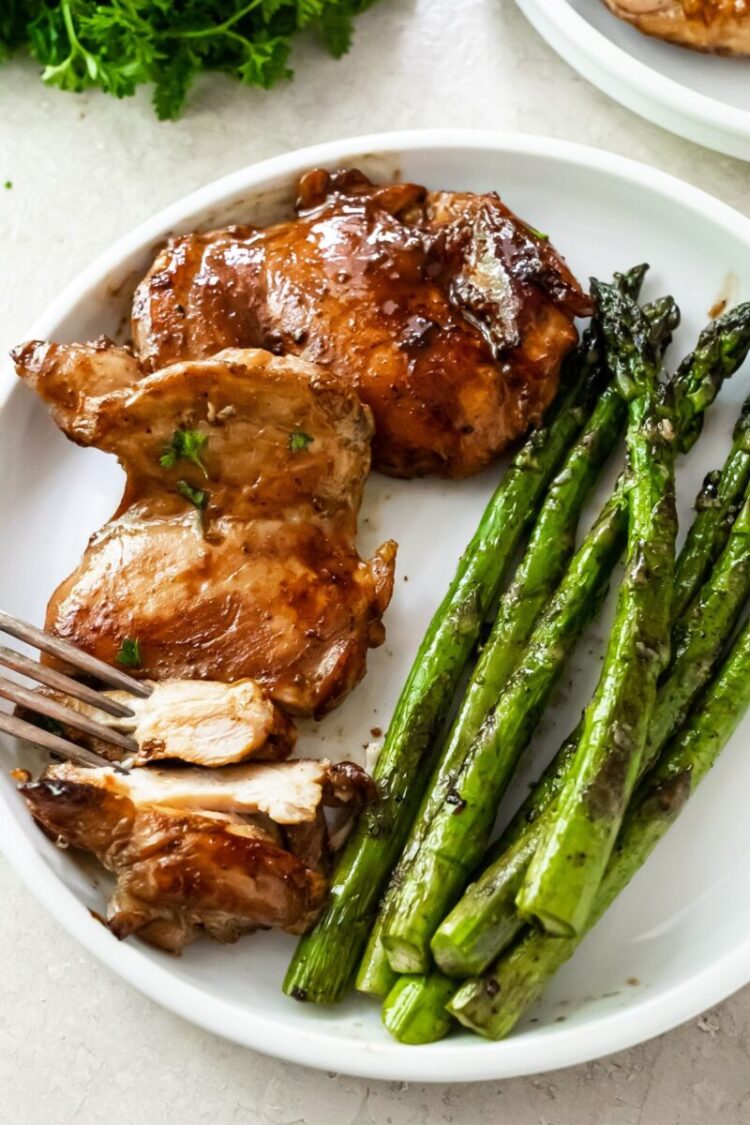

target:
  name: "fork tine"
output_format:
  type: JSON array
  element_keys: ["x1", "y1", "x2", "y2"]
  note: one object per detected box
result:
[
  {"x1": 0, "y1": 611, "x2": 151, "y2": 698},
  {"x1": 0, "y1": 711, "x2": 126, "y2": 772},
  {"x1": 0, "y1": 675, "x2": 139, "y2": 756},
  {"x1": 0, "y1": 646, "x2": 135, "y2": 719}
]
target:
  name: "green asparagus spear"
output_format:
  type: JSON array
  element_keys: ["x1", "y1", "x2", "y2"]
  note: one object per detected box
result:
[
  {"x1": 433, "y1": 487, "x2": 750, "y2": 976},
  {"x1": 451, "y1": 611, "x2": 750, "y2": 1039},
  {"x1": 379, "y1": 483, "x2": 627, "y2": 973},
  {"x1": 516, "y1": 281, "x2": 678, "y2": 939},
  {"x1": 673, "y1": 393, "x2": 750, "y2": 620},
  {"x1": 650, "y1": 491, "x2": 750, "y2": 748},
  {"x1": 380, "y1": 967, "x2": 459, "y2": 1044},
  {"x1": 673, "y1": 304, "x2": 750, "y2": 455},
  {"x1": 615, "y1": 263, "x2": 650, "y2": 302},
  {"x1": 355, "y1": 276, "x2": 668, "y2": 999},
  {"x1": 381, "y1": 972, "x2": 456, "y2": 1045},
  {"x1": 283, "y1": 337, "x2": 605, "y2": 1004},
  {"x1": 356, "y1": 922, "x2": 400, "y2": 998}
]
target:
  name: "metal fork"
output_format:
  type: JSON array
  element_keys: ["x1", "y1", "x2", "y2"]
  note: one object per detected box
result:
[{"x1": 0, "y1": 610, "x2": 152, "y2": 771}]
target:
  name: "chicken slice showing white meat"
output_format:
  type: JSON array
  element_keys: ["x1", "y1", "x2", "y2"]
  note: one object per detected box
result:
[
  {"x1": 41, "y1": 678, "x2": 297, "y2": 766},
  {"x1": 43, "y1": 758, "x2": 369, "y2": 824}
]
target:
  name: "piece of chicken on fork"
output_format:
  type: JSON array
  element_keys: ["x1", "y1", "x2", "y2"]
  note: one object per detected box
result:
[
  {"x1": 21, "y1": 759, "x2": 375, "y2": 952},
  {"x1": 132, "y1": 169, "x2": 592, "y2": 479},
  {"x1": 22, "y1": 677, "x2": 299, "y2": 766},
  {"x1": 12, "y1": 341, "x2": 396, "y2": 716}
]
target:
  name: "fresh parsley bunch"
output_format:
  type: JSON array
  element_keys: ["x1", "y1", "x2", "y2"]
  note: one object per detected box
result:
[{"x1": 0, "y1": 0, "x2": 377, "y2": 119}]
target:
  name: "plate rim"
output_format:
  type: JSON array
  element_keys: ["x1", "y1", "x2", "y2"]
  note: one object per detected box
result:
[
  {"x1": 3, "y1": 128, "x2": 750, "y2": 1082},
  {"x1": 515, "y1": 0, "x2": 750, "y2": 160}
]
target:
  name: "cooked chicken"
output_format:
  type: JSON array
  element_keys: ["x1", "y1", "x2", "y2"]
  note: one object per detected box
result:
[
  {"x1": 21, "y1": 758, "x2": 374, "y2": 952},
  {"x1": 122, "y1": 679, "x2": 296, "y2": 765},
  {"x1": 29, "y1": 679, "x2": 297, "y2": 766},
  {"x1": 12, "y1": 343, "x2": 396, "y2": 716},
  {"x1": 37, "y1": 758, "x2": 373, "y2": 822},
  {"x1": 131, "y1": 169, "x2": 592, "y2": 478},
  {"x1": 12, "y1": 336, "x2": 141, "y2": 401},
  {"x1": 602, "y1": 0, "x2": 750, "y2": 54}
]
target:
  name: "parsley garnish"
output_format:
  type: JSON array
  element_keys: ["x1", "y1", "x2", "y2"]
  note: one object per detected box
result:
[
  {"x1": 289, "y1": 431, "x2": 314, "y2": 453},
  {"x1": 35, "y1": 715, "x2": 65, "y2": 738},
  {"x1": 177, "y1": 479, "x2": 208, "y2": 509},
  {"x1": 527, "y1": 225, "x2": 549, "y2": 241},
  {"x1": 160, "y1": 429, "x2": 208, "y2": 477},
  {"x1": 2, "y1": 1, "x2": 375, "y2": 120},
  {"x1": 3, "y1": 181, "x2": 11, "y2": 190},
  {"x1": 116, "y1": 637, "x2": 142, "y2": 668}
]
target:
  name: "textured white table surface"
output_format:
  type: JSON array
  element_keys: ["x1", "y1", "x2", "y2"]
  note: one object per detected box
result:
[{"x1": 2, "y1": 2, "x2": 750, "y2": 1121}]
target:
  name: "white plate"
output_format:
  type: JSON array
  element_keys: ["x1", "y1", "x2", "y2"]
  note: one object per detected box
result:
[
  {"x1": 2, "y1": 130, "x2": 750, "y2": 1082},
  {"x1": 517, "y1": 0, "x2": 750, "y2": 161}
]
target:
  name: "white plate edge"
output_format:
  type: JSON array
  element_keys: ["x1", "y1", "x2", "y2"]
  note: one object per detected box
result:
[{"x1": 516, "y1": 0, "x2": 750, "y2": 160}]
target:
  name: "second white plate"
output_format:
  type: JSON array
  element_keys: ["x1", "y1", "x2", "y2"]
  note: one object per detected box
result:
[{"x1": 517, "y1": 0, "x2": 750, "y2": 161}]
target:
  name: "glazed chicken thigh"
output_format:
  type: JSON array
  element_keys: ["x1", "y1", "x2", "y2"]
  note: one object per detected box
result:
[
  {"x1": 132, "y1": 169, "x2": 592, "y2": 478},
  {"x1": 12, "y1": 341, "x2": 396, "y2": 715},
  {"x1": 21, "y1": 758, "x2": 374, "y2": 951},
  {"x1": 602, "y1": 0, "x2": 750, "y2": 54}
]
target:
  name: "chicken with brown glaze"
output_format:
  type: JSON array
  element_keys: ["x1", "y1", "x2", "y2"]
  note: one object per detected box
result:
[
  {"x1": 602, "y1": 0, "x2": 750, "y2": 54},
  {"x1": 132, "y1": 169, "x2": 592, "y2": 478},
  {"x1": 21, "y1": 758, "x2": 375, "y2": 952},
  {"x1": 12, "y1": 342, "x2": 396, "y2": 716}
]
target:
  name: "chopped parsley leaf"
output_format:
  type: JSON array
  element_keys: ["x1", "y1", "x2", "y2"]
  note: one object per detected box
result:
[
  {"x1": 527, "y1": 225, "x2": 549, "y2": 241},
  {"x1": 177, "y1": 479, "x2": 208, "y2": 509},
  {"x1": 35, "y1": 715, "x2": 65, "y2": 738},
  {"x1": 116, "y1": 637, "x2": 142, "y2": 668},
  {"x1": 160, "y1": 428, "x2": 208, "y2": 476},
  {"x1": 289, "y1": 431, "x2": 314, "y2": 453},
  {"x1": 3, "y1": 181, "x2": 11, "y2": 190}
]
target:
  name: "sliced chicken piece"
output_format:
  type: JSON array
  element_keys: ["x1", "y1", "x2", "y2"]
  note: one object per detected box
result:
[
  {"x1": 26, "y1": 678, "x2": 296, "y2": 766},
  {"x1": 23, "y1": 781, "x2": 325, "y2": 948},
  {"x1": 41, "y1": 758, "x2": 374, "y2": 824},
  {"x1": 20, "y1": 758, "x2": 374, "y2": 952},
  {"x1": 123, "y1": 679, "x2": 296, "y2": 765},
  {"x1": 131, "y1": 169, "x2": 592, "y2": 479},
  {"x1": 14, "y1": 337, "x2": 140, "y2": 404},
  {"x1": 12, "y1": 344, "x2": 396, "y2": 716},
  {"x1": 602, "y1": 0, "x2": 750, "y2": 54}
]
